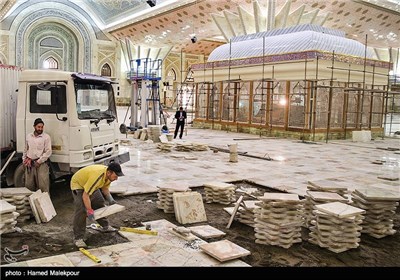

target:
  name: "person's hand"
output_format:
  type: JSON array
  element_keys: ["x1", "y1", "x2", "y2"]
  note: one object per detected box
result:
[
  {"x1": 87, "y1": 209, "x2": 95, "y2": 222},
  {"x1": 34, "y1": 161, "x2": 41, "y2": 168},
  {"x1": 23, "y1": 158, "x2": 32, "y2": 167},
  {"x1": 105, "y1": 194, "x2": 116, "y2": 205}
]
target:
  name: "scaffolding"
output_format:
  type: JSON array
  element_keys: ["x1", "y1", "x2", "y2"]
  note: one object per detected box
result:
[
  {"x1": 127, "y1": 58, "x2": 162, "y2": 128},
  {"x1": 189, "y1": 46, "x2": 398, "y2": 141}
]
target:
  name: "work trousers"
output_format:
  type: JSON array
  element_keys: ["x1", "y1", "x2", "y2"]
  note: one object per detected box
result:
[
  {"x1": 71, "y1": 189, "x2": 109, "y2": 240},
  {"x1": 174, "y1": 121, "x2": 185, "y2": 139},
  {"x1": 25, "y1": 162, "x2": 50, "y2": 193}
]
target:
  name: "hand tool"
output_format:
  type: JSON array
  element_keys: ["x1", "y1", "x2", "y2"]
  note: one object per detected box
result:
[
  {"x1": 119, "y1": 227, "x2": 158, "y2": 235},
  {"x1": 79, "y1": 248, "x2": 101, "y2": 263}
]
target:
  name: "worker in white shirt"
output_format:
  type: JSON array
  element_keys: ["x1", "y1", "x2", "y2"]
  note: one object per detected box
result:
[{"x1": 22, "y1": 118, "x2": 52, "y2": 192}]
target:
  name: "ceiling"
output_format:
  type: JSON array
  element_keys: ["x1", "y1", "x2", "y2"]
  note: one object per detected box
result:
[
  {"x1": 104, "y1": 0, "x2": 400, "y2": 56},
  {"x1": 1, "y1": 0, "x2": 399, "y2": 57}
]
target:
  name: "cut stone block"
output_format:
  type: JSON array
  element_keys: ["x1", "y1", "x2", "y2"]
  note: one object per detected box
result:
[
  {"x1": 94, "y1": 204, "x2": 125, "y2": 220},
  {"x1": 354, "y1": 188, "x2": 400, "y2": 201},
  {"x1": 34, "y1": 192, "x2": 57, "y2": 222},
  {"x1": 0, "y1": 200, "x2": 16, "y2": 214},
  {"x1": 200, "y1": 239, "x2": 250, "y2": 262},
  {"x1": 29, "y1": 190, "x2": 43, "y2": 224},
  {"x1": 188, "y1": 225, "x2": 226, "y2": 239},
  {"x1": 315, "y1": 202, "x2": 365, "y2": 218},
  {"x1": 0, "y1": 187, "x2": 33, "y2": 197},
  {"x1": 173, "y1": 192, "x2": 207, "y2": 224}
]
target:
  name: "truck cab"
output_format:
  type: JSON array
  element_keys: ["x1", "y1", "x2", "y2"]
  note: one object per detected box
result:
[{"x1": 5, "y1": 69, "x2": 129, "y2": 187}]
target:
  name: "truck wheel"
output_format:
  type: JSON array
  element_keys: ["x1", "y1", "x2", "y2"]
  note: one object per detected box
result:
[{"x1": 13, "y1": 163, "x2": 25, "y2": 188}]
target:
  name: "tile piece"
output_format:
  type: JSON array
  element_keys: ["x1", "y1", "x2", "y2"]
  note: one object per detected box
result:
[
  {"x1": 34, "y1": 192, "x2": 56, "y2": 222},
  {"x1": 199, "y1": 240, "x2": 250, "y2": 262},
  {"x1": 27, "y1": 254, "x2": 74, "y2": 267},
  {"x1": 188, "y1": 225, "x2": 226, "y2": 239},
  {"x1": 0, "y1": 200, "x2": 16, "y2": 214},
  {"x1": 354, "y1": 188, "x2": 400, "y2": 201},
  {"x1": 173, "y1": 192, "x2": 207, "y2": 224},
  {"x1": 29, "y1": 190, "x2": 43, "y2": 224},
  {"x1": 94, "y1": 204, "x2": 125, "y2": 220},
  {"x1": 315, "y1": 202, "x2": 365, "y2": 218}
]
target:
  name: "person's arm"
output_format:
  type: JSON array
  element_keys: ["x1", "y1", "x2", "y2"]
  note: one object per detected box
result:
[
  {"x1": 82, "y1": 191, "x2": 92, "y2": 211},
  {"x1": 101, "y1": 187, "x2": 116, "y2": 205},
  {"x1": 22, "y1": 137, "x2": 31, "y2": 167}
]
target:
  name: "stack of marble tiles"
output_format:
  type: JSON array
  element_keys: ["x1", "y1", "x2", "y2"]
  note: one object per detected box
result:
[
  {"x1": 237, "y1": 200, "x2": 260, "y2": 227},
  {"x1": 304, "y1": 191, "x2": 348, "y2": 228},
  {"x1": 203, "y1": 182, "x2": 236, "y2": 205},
  {"x1": 254, "y1": 193, "x2": 303, "y2": 249},
  {"x1": 156, "y1": 184, "x2": 191, "y2": 213},
  {"x1": 350, "y1": 188, "x2": 400, "y2": 238},
  {"x1": 147, "y1": 125, "x2": 161, "y2": 143},
  {"x1": 309, "y1": 202, "x2": 365, "y2": 253},
  {"x1": 0, "y1": 200, "x2": 20, "y2": 234},
  {"x1": 0, "y1": 188, "x2": 33, "y2": 222},
  {"x1": 307, "y1": 180, "x2": 349, "y2": 199}
]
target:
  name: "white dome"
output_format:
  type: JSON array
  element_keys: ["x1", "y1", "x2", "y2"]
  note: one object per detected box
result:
[{"x1": 208, "y1": 30, "x2": 374, "y2": 62}]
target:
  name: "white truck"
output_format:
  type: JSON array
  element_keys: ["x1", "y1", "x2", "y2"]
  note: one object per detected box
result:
[{"x1": 0, "y1": 64, "x2": 130, "y2": 187}]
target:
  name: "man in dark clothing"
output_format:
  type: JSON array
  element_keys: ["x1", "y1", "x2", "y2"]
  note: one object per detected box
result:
[{"x1": 174, "y1": 106, "x2": 187, "y2": 139}]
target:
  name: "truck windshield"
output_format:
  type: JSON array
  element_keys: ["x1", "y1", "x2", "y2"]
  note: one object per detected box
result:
[{"x1": 74, "y1": 80, "x2": 117, "y2": 121}]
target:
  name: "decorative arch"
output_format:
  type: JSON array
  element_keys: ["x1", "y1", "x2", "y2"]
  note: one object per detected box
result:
[
  {"x1": 101, "y1": 63, "x2": 112, "y2": 77},
  {"x1": 39, "y1": 50, "x2": 63, "y2": 70},
  {"x1": 28, "y1": 23, "x2": 77, "y2": 71},
  {"x1": 166, "y1": 67, "x2": 177, "y2": 82},
  {"x1": 15, "y1": 9, "x2": 91, "y2": 72}
]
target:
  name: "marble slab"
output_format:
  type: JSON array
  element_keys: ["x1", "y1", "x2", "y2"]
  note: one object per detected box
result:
[
  {"x1": 199, "y1": 240, "x2": 251, "y2": 262},
  {"x1": 315, "y1": 202, "x2": 365, "y2": 218},
  {"x1": 258, "y1": 193, "x2": 300, "y2": 202},
  {"x1": 354, "y1": 188, "x2": 400, "y2": 201},
  {"x1": 27, "y1": 254, "x2": 74, "y2": 267},
  {"x1": 34, "y1": 192, "x2": 56, "y2": 222},
  {"x1": 0, "y1": 188, "x2": 33, "y2": 197},
  {"x1": 173, "y1": 192, "x2": 207, "y2": 224},
  {"x1": 0, "y1": 200, "x2": 16, "y2": 214},
  {"x1": 94, "y1": 204, "x2": 125, "y2": 220},
  {"x1": 29, "y1": 190, "x2": 42, "y2": 224},
  {"x1": 188, "y1": 225, "x2": 226, "y2": 239}
]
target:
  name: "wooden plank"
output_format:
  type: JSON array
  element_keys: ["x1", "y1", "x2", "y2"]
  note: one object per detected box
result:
[{"x1": 226, "y1": 195, "x2": 243, "y2": 229}]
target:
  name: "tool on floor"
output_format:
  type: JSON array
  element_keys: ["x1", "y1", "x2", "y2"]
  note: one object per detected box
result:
[
  {"x1": 119, "y1": 227, "x2": 158, "y2": 235},
  {"x1": 79, "y1": 248, "x2": 101, "y2": 263},
  {"x1": 87, "y1": 223, "x2": 103, "y2": 230}
]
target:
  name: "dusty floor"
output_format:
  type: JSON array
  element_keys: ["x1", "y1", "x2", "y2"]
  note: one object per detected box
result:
[{"x1": 1, "y1": 179, "x2": 399, "y2": 267}]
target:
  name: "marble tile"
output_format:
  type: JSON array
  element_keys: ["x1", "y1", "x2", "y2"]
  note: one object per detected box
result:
[
  {"x1": 27, "y1": 254, "x2": 74, "y2": 267},
  {"x1": 93, "y1": 204, "x2": 125, "y2": 220},
  {"x1": 0, "y1": 200, "x2": 16, "y2": 214},
  {"x1": 354, "y1": 188, "x2": 400, "y2": 201},
  {"x1": 315, "y1": 202, "x2": 366, "y2": 218},
  {"x1": 34, "y1": 192, "x2": 56, "y2": 222},
  {"x1": 173, "y1": 192, "x2": 207, "y2": 224},
  {"x1": 199, "y1": 240, "x2": 251, "y2": 262},
  {"x1": 188, "y1": 225, "x2": 226, "y2": 239},
  {"x1": 0, "y1": 188, "x2": 33, "y2": 197}
]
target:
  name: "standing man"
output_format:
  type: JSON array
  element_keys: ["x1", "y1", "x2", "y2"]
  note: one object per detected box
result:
[
  {"x1": 174, "y1": 106, "x2": 187, "y2": 139},
  {"x1": 70, "y1": 162, "x2": 124, "y2": 248},
  {"x1": 22, "y1": 118, "x2": 52, "y2": 192}
]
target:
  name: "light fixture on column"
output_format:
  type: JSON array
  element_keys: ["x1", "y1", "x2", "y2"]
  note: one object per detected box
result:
[{"x1": 146, "y1": 0, "x2": 156, "y2": 7}]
